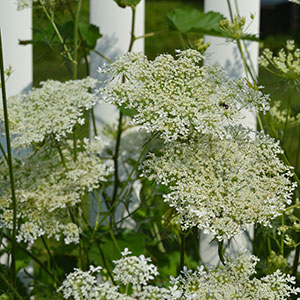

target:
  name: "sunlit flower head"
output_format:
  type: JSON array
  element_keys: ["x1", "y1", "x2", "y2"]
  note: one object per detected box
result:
[
  {"x1": 100, "y1": 50, "x2": 269, "y2": 142},
  {"x1": 142, "y1": 126, "x2": 296, "y2": 240}
]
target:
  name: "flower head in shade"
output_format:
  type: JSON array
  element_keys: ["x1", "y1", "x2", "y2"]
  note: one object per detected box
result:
[
  {"x1": 100, "y1": 50, "x2": 269, "y2": 142},
  {"x1": 1, "y1": 77, "x2": 98, "y2": 148},
  {"x1": 142, "y1": 126, "x2": 296, "y2": 240},
  {"x1": 170, "y1": 251, "x2": 300, "y2": 300},
  {"x1": 0, "y1": 137, "x2": 111, "y2": 244}
]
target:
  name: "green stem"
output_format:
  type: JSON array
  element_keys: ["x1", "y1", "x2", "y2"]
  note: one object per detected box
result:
[
  {"x1": 292, "y1": 233, "x2": 300, "y2": 276},
  {"x1": 41, "y1": 236, "x2": 59, "y2": 274},
  {"x1": 0, "y1": 30, "x2": 17, "y2": 291},
  {"x1": 110, "y1": 6, "x2": 137, "y2": 221},
  {"x1": 217, "y1": 240, "x2": 226, "y2": 265},
  {"x1": 280, "y1": 215, "x2": 285, "y2": 256},
  {"x1": 4, "y1": 233, "x2": 55, "y2": 283},
  {"x1": 0, "y1": 141, "x2": 8, "y2": 164},
  {"x1": 282, "y1": 81, "x2": 293, "y2": 145},
  {"x1": 0, "y1": 269, "x2": 23, "y2": 300},
  {"x1": 91, "y1": 108, "x2": 98, "y2": 137},
  {"x1": 111, "y1": 110, "x2": 123, "y2": 212},
  {"x1": 96, "y1": 241, "x2": 116, "y2": 285},
  {"x1": 179, "y1": 233, "x2": 186, "y2": 271},
  {"x1": 56, "y1": 141, "x2": 68, "y2": 171},
  {"x1": 227, "y1": 0, "x2": 234, "y2": 21},
  {"x1": 99, "y1": 135, "x2": 154, "y2": 226},
  {"x1": 73, "y1": 0, "x2": 82, "y2": 80},
  {"x1": 89, "y1": 48, "x2": 113, "y2": 64},
  {"x1": 73, "y1": 130, "x2": 77, "y2": 162},
  {"x1": 65, "y1": 0, "x2": 89, "y2": 76},
  {"x1": 296, "y1": 129, "x2": 300, "y2": 174},
  {"x1": 267, "y1": 235, "x2": 272, "y2": 255},
  {"x1": 38, "y1": 0, "x2": 74, "y2": 63}
]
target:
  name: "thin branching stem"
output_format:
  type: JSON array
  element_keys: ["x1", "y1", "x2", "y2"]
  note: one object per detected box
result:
[{"x1": 0, "y1": 30, "x2": 17, "y2": 291}]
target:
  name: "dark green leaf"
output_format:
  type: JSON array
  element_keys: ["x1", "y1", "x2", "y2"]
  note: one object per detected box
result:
[
  {"x1": 119, "y1": 104, "x2": 137, "y2": 117},
  {"x1": 79, "y1": 22, "x2": 102, "y2": 49},
  {"x1": 114, "y1": 0, "x2": 141, "y2": 8},
  {"x1": 166, "y1": 9, "x2": 259, "y2": 41},
  {"x1": 166, "y1": 9, "x2": 226, "y2": 36}
]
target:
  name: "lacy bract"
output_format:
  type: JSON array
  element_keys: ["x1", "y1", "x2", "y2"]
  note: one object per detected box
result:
[
  {"x1": 58, "y1": 250, "x2": 299, "y2": 300},
  {"x1": 142, "y1": 126, "x2": 296, "y2": 240},
  {"x1": 0, "y1": 78, "x2": 98, "y2": 148},
  {"x1": 0, "y1": 138, "x2": 111, "y2": 244},
  {"x1": 100, "y1": 50, "x2": 269, "y2": 142}
]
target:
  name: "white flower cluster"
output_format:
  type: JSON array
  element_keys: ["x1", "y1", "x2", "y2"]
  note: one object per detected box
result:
[
  {"x1": 259, "y1": 40, "x2": 300, "y2": 81},
  {"x1": 112, "y1": 248, "x2": 159, "y2": 287},
  {"x1": 100, "y1": 50, "x2": 269, "y2": 142},
  {"x1": 171, "y1": 252, "x2": 300, "y2": 300},
  {"x1": 58, "y1": 250, "x2": 299, "y2": 300},
  {"x1": 57, "y1": 265, "x2": 130, "y2": 300},
  {"x1": 58, "y1": 250, "x2": 171, "y2": 300},
  {"x1": 0, "y1": 78, "x2": 98, "y2": 148},
  {"x1": 0, "y1": 137, "x2": 111, "y2": 244},
  {"x1": 143, "y1": 126, "x2": 296, "y2": 240}
]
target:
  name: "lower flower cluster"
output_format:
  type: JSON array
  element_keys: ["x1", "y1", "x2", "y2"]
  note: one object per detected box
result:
[{"x1": 58, "y1": 250, "x2": 300, "y2": 300}]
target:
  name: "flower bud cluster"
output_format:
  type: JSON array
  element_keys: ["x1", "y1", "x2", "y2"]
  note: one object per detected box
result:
[{"x1": 259, "y1": 40, "x2": 300, "y2": 81}]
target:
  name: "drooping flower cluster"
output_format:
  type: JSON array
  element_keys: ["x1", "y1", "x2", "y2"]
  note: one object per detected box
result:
[
  {"x1": 100, "y1": 50, "x2": 269, "y2": 142},
  {"x1": 142, "y1": 125, "x2": 296, "y2": 239},
  {"x1": 58, "y1": 250, "x2": 299, "y2": 300},
  {"x1": 0, "y1": 137, "x2": 111, "y2": 244},
  {"x1": 259, "y1": 40, "x2": 300, "y2": 81},
  {"x1": 0, "y1": 77, "x2": 98, "y2": 148},
  {"x1": 171, "y1": 251, "x2": 300, "y2": 300}
]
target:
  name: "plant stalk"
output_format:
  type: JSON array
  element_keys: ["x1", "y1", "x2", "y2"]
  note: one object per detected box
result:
[{"x1": 0, "y1": 30, "x2": 17, "y2": 291}]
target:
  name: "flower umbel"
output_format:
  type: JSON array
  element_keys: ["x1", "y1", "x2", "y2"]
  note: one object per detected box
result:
[
  {"x1": 100, "y1": 50, "x2": 269, "y2": 142},
  {"x1": 0, "y1": 77, "x2": 98, "y2": 148},
  {"x1": 142, "y1": 126, "x2": 296, "y2": 240}
]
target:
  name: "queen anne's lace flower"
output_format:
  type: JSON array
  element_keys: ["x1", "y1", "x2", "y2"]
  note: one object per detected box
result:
[
  {"x1": 0, "y1": 78, "x2": 98, "y2": 148},
  {"x1": 100, "y1": 50, "x2": 269, "y2": 142},
  {"x1": 142, "y1": 126, "x2": 296, "y2": 240},
  {"x1": 58, "y1": 251, "x2": 299, "y2": 300},
  {"x1": 170, "y1": 251, "x2": 300, "y2": 300},
  {"x1": 112, "y1": 248, "x2": 159, "y2": 287},
  {"x1": 0, "y1": 137, "x2": 111, "y2": 244}
]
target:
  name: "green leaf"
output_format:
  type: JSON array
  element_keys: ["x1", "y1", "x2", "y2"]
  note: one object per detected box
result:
[
  {"x1": 166, "y1": 9, "x2": 259, "y2": 41},
  {"x1": 119, "y1": 104, "x2": 137, "y2": 117},
  {"x1": 79, "y1": 22, "x2": 102, "y2": 49},
  {"x1": 114, "y1": 0, "x2": 141, "y2": 8}
]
